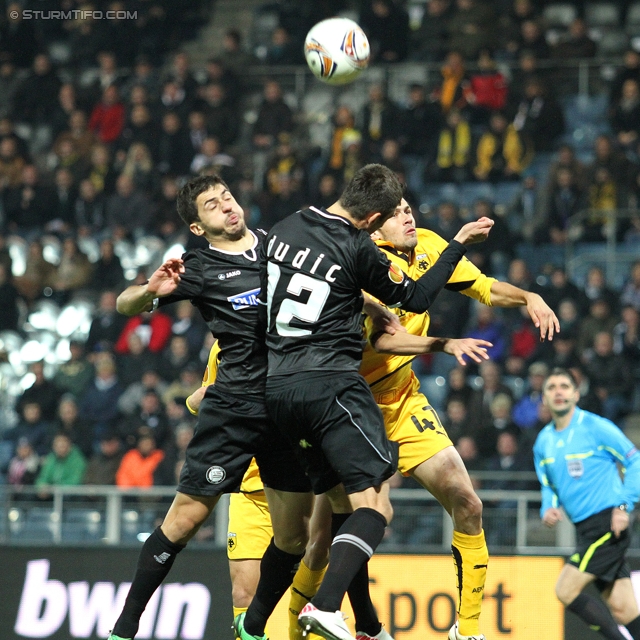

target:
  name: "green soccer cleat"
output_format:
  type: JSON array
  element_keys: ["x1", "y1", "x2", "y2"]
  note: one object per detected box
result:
[
  {"x1": 233, "y1": 612, "x2": 268, "y2": 640},
  {"x1": 107, "y1": 634, "x2": 131, "y2": 640}
]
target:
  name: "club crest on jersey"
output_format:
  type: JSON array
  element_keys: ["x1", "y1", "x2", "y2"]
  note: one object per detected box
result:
[
  {"x1": 227, "y1": 288, "x2": 260, "y2": 310},
  {"x1": 567, "y1": 459, "x2": 584, "y2": 479},
  {"x1": 227, "y1": 532, "x2": 237, "y2": 551},
  {"x1": 206, "y1": 465, "x2": 226, "y2": 484},
  {"x1": 388, "y1": 263, "x2": 405, "y2": 284}
]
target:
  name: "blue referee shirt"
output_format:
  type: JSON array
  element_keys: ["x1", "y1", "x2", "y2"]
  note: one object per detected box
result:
[{"x1": 533, "y1": 408, "x2": 640, "y2": 524}]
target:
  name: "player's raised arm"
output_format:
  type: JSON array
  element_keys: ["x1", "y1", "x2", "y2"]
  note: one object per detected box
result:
[{"x1": 116, "y1": 258, "x2": 185, "y2": 316}]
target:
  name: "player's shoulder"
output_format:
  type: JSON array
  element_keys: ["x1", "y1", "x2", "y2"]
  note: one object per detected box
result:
[
  {"x1": 534, "y1": 422, "x2": 556, "y2": 446},
  {"x1": 415, "y1": 228, "x2": 449, "y2": 254},
  {"x1": 578, "y1": 408, "x2": 619, "y2": 433}
]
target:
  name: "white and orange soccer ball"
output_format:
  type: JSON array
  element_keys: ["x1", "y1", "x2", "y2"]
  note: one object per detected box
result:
[{"x1": 304, "y1": 18, "x2": 370, "y2": 85}]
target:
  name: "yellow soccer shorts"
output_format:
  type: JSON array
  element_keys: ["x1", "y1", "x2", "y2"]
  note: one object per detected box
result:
[
  {"x1": 227, "y1": 490, "x2": 273, "y2": 560},
  {"x1": 374, "y1": 372, "x2": 453, "y2": 475}
]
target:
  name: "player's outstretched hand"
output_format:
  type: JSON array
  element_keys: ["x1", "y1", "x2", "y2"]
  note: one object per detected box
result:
[
  {"x1": 444, "y1": 338, "x2": 492, "y2": 366},
  {"x1": 364, "y1": 298, "x2": 406, "y2": 336},
  {"x1": 542, "y1": 507, "x2": 563, "y2": 528},
  {"x1": 526, "y1": 292, "x2": 560, "y2": 341},
  {"x1": 147, "y1": 258, "x2": 185, "y2": 298},
  {"x1": 453, "y1": 217, "x2": 495, "y2": 246},
  {"x1": 611, "y1": 507, "x2": 630, "y2": 538}
]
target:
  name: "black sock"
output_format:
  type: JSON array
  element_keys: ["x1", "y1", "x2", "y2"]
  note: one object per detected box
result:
[
  {"x1": 567, "y1": 593, "x2": 627, "y2": 640},
  {"x1": 244, "y1": 538, "x2": 304, "y2": 636},
  {"x1": 312, "y1": 508, "x2": 387, "y2": 613},
  {"x1": 113, "y1": 527, "x2": 185, "y2": 638},
  {"x1": 625, "y1": 614, "x2": 640, "y2": 639},
  {"x1": 331, "y1": 513, "x2": 382, "y2": 636}
]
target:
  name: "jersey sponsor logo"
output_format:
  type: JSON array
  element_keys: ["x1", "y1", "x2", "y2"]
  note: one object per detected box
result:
[
  {"x1": 227, "y1": 288, "x2": 260, "y2": 310},
  {"x1": 206, "y1": 465, "x2": 226, "y2": 484},
  {"x1": 567, "y1": 459, "x2": 584, "y2": 478},
  {"x1": 218, "y1": 269, "x2": 241, "y2": 280},
  {"x1": 227, "y1": 532, "x2": 237, "y2": 551},
  {"x1": 388, "y1": 262, "x2": 405, "y2": 284}
]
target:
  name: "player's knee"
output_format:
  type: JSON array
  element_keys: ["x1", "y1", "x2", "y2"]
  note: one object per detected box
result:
[
  {"x1": 555, "y1": 582, "x2": 575, "y2": 606},
  {"x1": 231, "y1": 582, "x2": 255, "y2": 609},
  {"x1": 274, "y1": 530, "x2": 309, "y2": 555}
]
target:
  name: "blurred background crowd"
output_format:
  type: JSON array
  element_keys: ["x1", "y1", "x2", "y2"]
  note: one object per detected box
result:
[{"x1": 0, "y1": 0, "x2": 639, "y2": 507}]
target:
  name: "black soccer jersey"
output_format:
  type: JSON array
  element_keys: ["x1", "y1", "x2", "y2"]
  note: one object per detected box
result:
[
  {"x1": 157, "y1": 229, "x2": 267, "y2": 397},
  {"x1": 260, "y1": 206, "x2": 467, "y2": 376}
]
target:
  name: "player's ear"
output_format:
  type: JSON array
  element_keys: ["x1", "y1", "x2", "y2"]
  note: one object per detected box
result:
[
  {"x1": 365, "y1": 211, "x2": 383, "y2": 231},
  {"x1": 370, "y1": 229, "x2": 383, "y2": 241},
  {"x1": 189, "y1": 222, "x2": 205, "y2": 236}
]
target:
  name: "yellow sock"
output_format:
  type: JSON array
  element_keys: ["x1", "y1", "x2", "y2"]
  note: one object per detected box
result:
[
  {"x1": 451, "y1": 529, "x2": 488, "y2": 637},
  {"x1": 288, "y1": 559, "x2": 327, "y2": 640}
]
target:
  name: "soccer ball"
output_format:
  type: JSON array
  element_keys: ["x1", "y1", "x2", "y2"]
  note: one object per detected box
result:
[{"x1": 304, "y1": 18, "x2": 370, "y2": 86}]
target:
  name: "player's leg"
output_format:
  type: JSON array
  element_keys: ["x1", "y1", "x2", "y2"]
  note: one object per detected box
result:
[
  {"x1": 602, "y1": 577, "x2": 640, "y2": 637},
  {"x1": 557, "y1": 565, "x2": 627, "y2": 640},
  {"x1": 110, "y1": 492, "x2": 219, "y2": 640}
]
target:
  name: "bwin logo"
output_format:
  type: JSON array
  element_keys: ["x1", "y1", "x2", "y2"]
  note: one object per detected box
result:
[
  {"x1": 227, "y1": 288, "x2": 260, "y2": 310},
  {"x1": 14, "y1": 559, "x2": 211, "y2": 639}
]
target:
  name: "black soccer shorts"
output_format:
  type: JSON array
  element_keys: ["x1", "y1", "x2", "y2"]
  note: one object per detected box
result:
[
  {"x1": 177, "y1": 385, "x2": 310, "y2": 496},
  {"x1": 266, "y1": 371, "x2": 398, "y2": 495},
  {"x1": 569, "y1": 508, "x2": 631, "y2": 589}
]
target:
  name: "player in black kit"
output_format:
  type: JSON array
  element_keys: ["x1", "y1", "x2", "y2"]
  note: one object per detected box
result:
[
  {"x1": 235, "y1": 164, "x2": 493, "y2": 640},
  {"x1": 107, "y1": 174, "x2": 312, "y2": 640}
]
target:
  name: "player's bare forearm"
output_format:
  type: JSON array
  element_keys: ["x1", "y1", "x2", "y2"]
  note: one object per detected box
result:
[
  {"x1": 373, "y1": 332, "x2": 445, "y2": 355},
  {"x1": 489, "y1": 280, "x2": 529, "y2": 307},
  {"x1": 116, "y1": 284, "x2": 156, "y2": 316}
]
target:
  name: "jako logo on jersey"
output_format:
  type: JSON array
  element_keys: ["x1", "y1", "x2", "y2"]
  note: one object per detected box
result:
[
  {"x1": 206, "y1": 466, "x2": 226, "y2": 484},
  {"x1": 227, "y1": 288, "x2": 260, "y2": 310},
  {"x1": 218, "y1": 270, "x2": 241, "y2": 280},
  {"x1": 388, "y1": 263, "x2": 405, "y2": 284}
]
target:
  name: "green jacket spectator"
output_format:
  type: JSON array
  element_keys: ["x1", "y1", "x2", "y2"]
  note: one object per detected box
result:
[{"x1": 35, "y1": 433, "x2": 86, "y2": 486}]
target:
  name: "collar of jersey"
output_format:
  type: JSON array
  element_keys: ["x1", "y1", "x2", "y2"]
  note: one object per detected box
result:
[
  {"x1": 308, "y1": 206, "x2": 351, "y2": 225},
  {"x1": 208, "y1": 229, "x2": 258, "y2": 258},
  {"x1": 375, "y1": 240, "x2": 412, "y2": 265}
]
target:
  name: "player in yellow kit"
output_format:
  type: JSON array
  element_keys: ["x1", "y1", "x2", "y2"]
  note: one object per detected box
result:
[{"x1": 361, "y1": 198, "x2": 560, "y2": 640}]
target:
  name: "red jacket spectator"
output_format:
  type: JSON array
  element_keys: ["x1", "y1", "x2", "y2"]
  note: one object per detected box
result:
[
  {"x1": 115, "y1": 434, "x2": 164, "y2": 487},
  {"x1": 89, "y1": 85, "x2": 125, "y2": 144},
  {"x1": 115, "y1": 311, "x2": 173, "y2": 354}
]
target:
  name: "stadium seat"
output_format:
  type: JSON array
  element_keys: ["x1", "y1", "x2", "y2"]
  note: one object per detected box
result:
[
  {"x1": 627, "y1": 2, "x2": 640, "y2": 33},
  {"x1": 584, "y1": 2, "x2": 620, "y2": 28},
  {"x1": 457, "y1": 182, "x2": 495, "y2": 207},
  {"x1": 494, "y1": 182, "x2": 522, "y2": 206},
  {"x1": 62, "y1": 509, "x2": 105, "y2": 542},
  {"x1": 597, "y1": 30, "x2": 629, "y2": 55},
  {"x1": 543, "y1": 3, "x2": 578, "y2": 28},
  {"x1": 417, "y1": 374, "x2": 448, "y2": 412}
]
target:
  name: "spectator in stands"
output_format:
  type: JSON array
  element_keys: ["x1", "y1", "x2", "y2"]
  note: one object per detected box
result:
[
  {"x1": 106, "y1": 174, "x2": 155, "y2": 239},
  {"x1": 469, "y1": 49, "x2": 508, "y2": 125},
  {"x1": 469, "y1": 360, "x2": 513, "y2": 426},
  {"x1": 119, "y1": 389, "x2": 169, "y2": 450},
  {"x1": 546, "y1": 144, "x2": 589, "y2": 194},
  {"x1": 361, "y1": 84, "x2": 402, "y2": 162},
  {"x1": 158, "y1": 335, "x2": 195, "y2": 383},
  {"x1": 455, "y1": 436, "x2": 484, "y2": 479},
  {"x1": 360, "y1": 0, "x2": 409, "y2": 62},
  {"x1": 117, "y1": 105, "x2": 157, "y2": 159},
  {"x1": 0, "y1": 136, "x2": 26, "y2": 191},
  {"x1": 265, "y1": 26, "x2": 302, "y2": 65},
  {"x1": 51, "y1": 237, "x2": 93, "y2": 305},
  {"x1": 411, "y1": 0, "x2": 453, "y2": 61},
  {"x1": 86, "y1": 290, "x2": 128, "y2": 354},
  {"x1": 445, "y1": 366, "x2": 479, "y2": 410},
  {"x1": 154, "y1": 424, "x2": 194, "y2": 486},
  {"x1": 35, "y1": 432, "x2": 86, "y2": 489},
  {"x1": 583, "y1": 331, "x2": 632, "y2": 423},
  {"x1": 516, "y1": 20, "x2": 550, "y2": 59},
  {"x1": 84, "y1": 431, "x2": 123, "y2": 485},
  {"x1": 156, "y1": 112, "x2": 193, "y2": 176},
  {"x1": 332, "y1": 129, "x2": 364, "y2": 189},
  {"x1": 162, "y1": 364, "x2": 201, "y2": 407},
  {"x1": 447, "y1": 0, "x2": 495, "y2": 60},
  {"x1": 315, "y1": 173, "x2": 340, "y2": 209},
  {"x1": 0, "y1": 61, "x2": 20, "y2": 117},
  {"x1": 190, "y1": 137, "x2": 236, "y2": 182},
  {"x1": 612, "y1": 79, "x2": 640, "y2": 155},
  {"x1": 51, "y1": 394, "x2": 94, "y2": 459},
  {"x1": 425, "y1": 201, "x2": 465, "y2": 241},
  {"x1": 536, "y1": 266, "x2": 586, "y2": 314},
  {"x1": 12, "y1": 239, "x2": 55, "y2": 303},
  {"x1": 54, "y1": 340, "x2": 94, "y2": 399},
  {"x1": 89, "y1": 238, "x2": 124, "y2": 292},
  {"x1": 87, "y1": 51, "x2": 126, "y2": 102},
  {"x1": 120, "y1": 142, "x2": 157, "y2": 193},
  {"x1": 49, "y1": 168, "x2": 79, "y2": 234},
  {"x1": 613, "y1": 306, "x2": 640, "y2": 366},
  {"x1": 186, "y1": 110, "x2": 207, "y2": 156},
  {"x1": 584, "y1": 266, "x2": 619, "y2": 312},
  {"x1": 578, "y1": 298, "x2": 618, "y2": 354},
  {"x1": 252, "y1": 80, "x2": 293, "y2": 150},
  {"x1": 538, "y1": 327, "x2": 582, "y2": 371},
  {"x1": 115, "y1": 432, "x2": 164, "y2": 488},
  {"x1": 122, "y1": 56, "x2": 160, "y2": 102},
  {"x1": 512, "y1": 361, "x2": 548, "y2": 430},
  {"x1": 584, "y1": 167, "x2": 618, "y2": 241},
  {"x1": 589, "y1": 135, "x2": 633, "y2": 197},
  {"x1": 89, "y1": 85, "x2": 125, "y2": 145},
  {"x1": 432, "y1": 50, "x2": 473, "y2": 115},
  {"x1": 165, "y1": 52, "x2": 198, "y2": 101},
  {"x1": 610, "y1": 49, "x2": 640, "y2": 107},
  {"x1": 5, "y1": 437, "x2": 40, "y2": 487},
  {"x1": 4, "y1": 401, "x2": 50, "y2": 456},
  {"x1": 115, "y1": 305, "x2": 173, "y2": 356},
  {"x1": 50, "y1": 84, "x2": 79, "y2": 140},
  {"x1": 220, "y1": 28, "x2": 257, "y2": 72},
  {"x1": 557, "y1": 299, "x2": 581, "y2": 335},
  {"x1": 5, "y1": 164, "x2": 54, "y2": 237},
  {"x1": 68, "y1": 13, "x2": 108, "y2": 70},
  {"x1": 17, "y1": 361, "x2": 60, "y2": 422},
  {"x1": 202, "y1": 57, "x2": 242, "y2": 109},
  {"x1": 467, "y1": 304, "x2": 508, "y2": 364},
  {"x1": 158, "y1": 80, "x2": 191, "y2": 123},
  {"x1": 552, "y1": 18, "x2": 597, "y2": 59},
  {"x1": 569, "y1": 366, "x2": 603, "y2": 415},
  {"x1": 118, "y1": 369, "x2": 169, "y2": 417},
  {"x1": 75, "y1": 179, "x2": 106, "y2": 237},
  {"x1": 504, "y1": 306, "x2": 540, "y2": 376},
  {"x1": 199, "y1": 83, "x2": 240, "y2": 148},
  {"x1": 79, "y1": 352, "x2": 123, "y2": 437},
  {"x1": 466, "y1": 198, "x2": 513, "y2": 276},
  {"x1": 621, "y1": 261, "x2": 640, "y2": 311},
  {"x1": 542, "y1": 168, "x2": 587, "y2": 245},
  {"x1": 475, "y1": 393, "x2": 519, "y2": 458},
  {"x1": 86, "y1": 143, "x2": 117, "y2": 195},
  {"x1": 325, "y1": 106, "x2": 358, "y2": 177},
  {"x1": 0, "y1": 262, "x2": 20, "y2": 332},
  {"x1": 474, "y1": 111, "x2": 530, "y2": 182},
  {"x1": 0, "y1": 3, "x2": 38, "y2": 68},
  {"x1": 116, "y1": 332, "x2": 160, "y2": 389},
  {"x1": 399, "y1": 84, "x2": 441, "y2": 191},
  {"x1": 512, "y1": 77, "x2": 564, "y2": 152},
  {"x1": 442, "y1": 398, "x2": 471, "y2": 444},
  {"x1": 154, "y1": 176, "x2": 182, "y2": 239}
]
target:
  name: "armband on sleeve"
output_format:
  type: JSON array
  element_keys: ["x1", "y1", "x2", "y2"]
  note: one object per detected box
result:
[{"x1": 185, "y1": 396, "x2": 198, "y2": 416}]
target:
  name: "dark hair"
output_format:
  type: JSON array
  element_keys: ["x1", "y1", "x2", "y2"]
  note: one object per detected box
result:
[
  {"x1": 339, "y1": 164, "x2": 403, "y2": 222},
  {"x1": 545, "y1": 367, "x2": 578, "y2": 388},
  {"x1": 176, "y1": 174, "x2": 229, "y2": 226}
]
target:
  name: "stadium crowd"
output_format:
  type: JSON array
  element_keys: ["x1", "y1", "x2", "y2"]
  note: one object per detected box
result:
[{"x1": 0, "y1": 0, "x2": 639, "y2": 513}]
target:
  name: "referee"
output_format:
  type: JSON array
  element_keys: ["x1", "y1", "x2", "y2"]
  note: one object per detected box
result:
[{"x1": 534, "y1": 368, "x2": 640, "y2": 640}]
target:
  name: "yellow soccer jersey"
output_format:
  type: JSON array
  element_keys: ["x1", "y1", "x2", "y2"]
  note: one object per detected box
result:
[
  {"x1": 192, "y1": 341, "x2": 264, "y2": 494},
  {"x1": 360, "y1": 228, "x2": 496, "y2": 393}
]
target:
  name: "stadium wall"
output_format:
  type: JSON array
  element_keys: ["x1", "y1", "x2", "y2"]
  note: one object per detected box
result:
[{"x1": 1, "y1": 547, "x2": 634, "y2": 639}]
